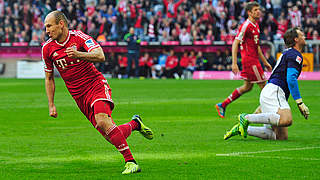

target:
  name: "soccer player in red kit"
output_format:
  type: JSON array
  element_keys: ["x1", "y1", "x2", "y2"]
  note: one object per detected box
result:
[
  {"x1": 215, "y1": 2, "x2": 272, "y2": 118},
  {"x1": 42, "y1": 11, "x2": 153, "y2": 175}
]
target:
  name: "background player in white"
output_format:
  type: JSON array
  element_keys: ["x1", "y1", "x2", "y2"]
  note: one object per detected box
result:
[{"x1": 224, "y1": 27, "x2": 310, "y2": 140}]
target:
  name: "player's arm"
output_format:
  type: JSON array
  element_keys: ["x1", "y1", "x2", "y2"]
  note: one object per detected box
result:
[
  {"x1": 45, "y1": 71, "x2": 57, "y2": 118},
  {"x1": 231, "y1": 39, "x2": 240, "y2": 74},
  {"x1": 65, "y1": 46, "x2": 105, "y2": 62},
  {"x1": 258, "y1": 45, "x2": 272, "y2": 72},
  {"x1": 287, "y1": 67, "x2": 309, "y2": 119}
]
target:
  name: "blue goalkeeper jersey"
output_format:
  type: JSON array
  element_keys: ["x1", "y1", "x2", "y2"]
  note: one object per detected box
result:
[{"x1": 268, "y1": 48, "x2": 303, "y2": 100}]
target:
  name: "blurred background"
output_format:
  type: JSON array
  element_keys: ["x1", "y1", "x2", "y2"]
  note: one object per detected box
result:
[{"x1": 0, "y1": 0, "x2": 319, "y2": 79}]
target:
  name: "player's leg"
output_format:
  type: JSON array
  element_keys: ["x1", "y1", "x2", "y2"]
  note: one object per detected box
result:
[
  {"x1": 126, "y1": 53, "x2": 133, "y2": 78},
  {"x1": 238, "y1": 83, "x2": 292, "y2": 139},
  {"x1": 117, "y1": 116, "x2": 139, "y2": 139},
  {"x1": 273, "y1": 126, "x2": 288, "y2": 140},
  {"x1": 240, "y1": 95, "x2": 292, "y2": 127},
  {"x1": 216, "y1": 80, "x2": 253, "y2": 118},
  {"x1": 247, "y1": 125, "x2": 276, "y2": 140},
  {"x1": 93, "y1": 101, "x2": 141, "y2": 174},
  {"x1": 117, "y1": 114, "x2": 153, "y2": 140},
  {"x1": 134, "y1": 52, "x2": 140, "y2": 78}
]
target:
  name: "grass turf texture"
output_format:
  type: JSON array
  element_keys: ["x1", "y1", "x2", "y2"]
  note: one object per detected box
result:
[{"x1": 0, "y1": 78, "x2": 319, "y2": 179}]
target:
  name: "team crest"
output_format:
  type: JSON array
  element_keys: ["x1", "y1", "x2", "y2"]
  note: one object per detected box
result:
[
  {"x1": 69, "y1": 43, "x2": 77, "y2": 50},
  {"x1": 85, "y1": 39, "x2": 95, "y2": 48},
  {"x1": 296, "y1": 56, "x2": 302, "y2": 64}
]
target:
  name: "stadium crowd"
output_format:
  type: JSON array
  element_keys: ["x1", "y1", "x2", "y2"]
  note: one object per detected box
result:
[
  {"x1": 1, "y1": 0, "x2": 319, "y2": 44},
  {"x1": 0, "y1": 0, "x2": 319, "y2": 78}
]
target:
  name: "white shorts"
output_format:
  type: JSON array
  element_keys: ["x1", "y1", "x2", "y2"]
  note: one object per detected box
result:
[
  {"x1": 260, "y1": 83, "x2": 290, "y2": 113},
  {"x1": 154, "y1": 64, "x2": 164, "y2": 71}
]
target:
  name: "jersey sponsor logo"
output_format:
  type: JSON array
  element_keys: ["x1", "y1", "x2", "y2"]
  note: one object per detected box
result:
[
  {"x1": 56, "y1": 58, "x2": 68, "y2": 69},
  {"x1": 85, "y1": 39, "x2": 95, "y2": 48},
  {"x1": 296, "y1": 56, "x2": 302, "y2": 64}
]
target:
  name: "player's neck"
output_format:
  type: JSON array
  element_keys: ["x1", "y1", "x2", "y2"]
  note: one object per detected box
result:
[
  {"x1": 293, "y1": 45, "x2": 302, "y2": 53},
  {"x1": 57, "y1": 28, "x2": 69, "y2": 43},
  {"x1": 248, "y1": 16, "x2": 256, "y2": 24}
]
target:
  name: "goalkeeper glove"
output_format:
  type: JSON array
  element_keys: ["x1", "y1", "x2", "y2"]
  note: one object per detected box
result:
[{"x1": 296, "y1": 98, "x2": 310, "y2": 119}]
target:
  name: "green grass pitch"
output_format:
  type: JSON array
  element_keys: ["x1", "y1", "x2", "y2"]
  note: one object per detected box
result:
[{"x1": 0, "y1": 78, "x2": 319, "y2": 179}]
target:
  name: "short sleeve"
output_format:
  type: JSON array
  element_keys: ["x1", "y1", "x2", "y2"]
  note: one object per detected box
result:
[
  {"x1": 42, "y1": 45, "x2": 53, "y2": 73},
  {"x1": 76, "y1": 31, "x2": 101, "y2": 52}
]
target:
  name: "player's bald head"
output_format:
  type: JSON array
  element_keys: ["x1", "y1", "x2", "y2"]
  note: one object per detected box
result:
[{"x1": 46, "y1": 10, "x2": 69, "y2": 28}]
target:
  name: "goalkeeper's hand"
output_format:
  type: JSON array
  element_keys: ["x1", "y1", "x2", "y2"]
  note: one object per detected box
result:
[{"x1": 296, "y1": 98, "x2": 309, "y2": 119}]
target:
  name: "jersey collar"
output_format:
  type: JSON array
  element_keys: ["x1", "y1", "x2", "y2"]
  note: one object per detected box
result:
[
  {"x1": 247, "y1": 19, "x2": 257, "y2": 28},
  {"x1": 55, "y1": 30, "x2": 71, "y2": 46}
]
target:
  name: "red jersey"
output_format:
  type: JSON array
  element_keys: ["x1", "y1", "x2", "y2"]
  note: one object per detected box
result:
[
  {"x1": 42, "y1": 30, "x2": 108, "y2": 100},
  {"x1": 189, "y1": 55, "x2": 196, "y2": 66},
  {"x1": 179, "y1": 56, "x2": 190, "y2": 68},
  {"x1": 118, "y1": 56, "x2": 128, "y2": 67},
  {"x1": 235, "y1": 19, "x2": 260, "y2": 61},
  {"x1": 146, "y1": 57, "x2": 154, "y2": 67},
  {"x1": 165, "y1": 55, "x2": 178, "y2": 69},
  {"x1": 139, "y1": 56, "x2": 147, "y2": 66}
]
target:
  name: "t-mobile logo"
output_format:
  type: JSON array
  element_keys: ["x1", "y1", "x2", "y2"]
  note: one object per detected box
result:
[{"x1": 56, "y1": 59, "x2": 67, "y2": 69}]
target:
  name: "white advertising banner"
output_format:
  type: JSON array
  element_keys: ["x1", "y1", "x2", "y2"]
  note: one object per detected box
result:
[{"x1": 17, "y1": 60, "x2": 45, "y2": 79}]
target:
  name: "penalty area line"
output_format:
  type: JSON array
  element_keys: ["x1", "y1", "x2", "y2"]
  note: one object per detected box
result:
[{"x1": 216, "y1": 146, "x2": 320, "y2": 157}]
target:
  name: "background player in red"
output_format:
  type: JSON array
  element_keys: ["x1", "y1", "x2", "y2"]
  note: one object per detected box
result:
[
  {"x1": 42, "y1": 11, "x2": 153, "y2": 175},
  {"x1": 216, "y1": 2, "x2": 272, "y2": 118}
]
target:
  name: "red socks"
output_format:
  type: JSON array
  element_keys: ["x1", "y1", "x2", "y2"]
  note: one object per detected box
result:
[
  {"x1": 118, "y1": 120, "x2": 139, "y2": 139},
  {"x1": 106, "y1": 120, "x2": 139, "y2": 162},
  {"x1": 107, "y1": 125, "x2": 134, "y2": 162},
  {"x1": 222, "y1": 88, "x2": 241, "y2": 108}
]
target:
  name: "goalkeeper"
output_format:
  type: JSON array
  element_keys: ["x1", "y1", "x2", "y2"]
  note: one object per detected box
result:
[{"x1": 224, "y1": 27, "x2": 310, "y2": 140}]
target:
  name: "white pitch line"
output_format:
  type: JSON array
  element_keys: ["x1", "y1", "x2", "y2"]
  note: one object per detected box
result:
[
  {"x1": 224, "y1": 155, "x2": 320, "y2": 161},
  {"x1": 216, "y1": 146, "x2": 320, "y2": 156}
]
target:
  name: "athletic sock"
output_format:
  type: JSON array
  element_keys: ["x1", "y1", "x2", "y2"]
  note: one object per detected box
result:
[
  {"x1": 247, "y1": 126, "x2": 276, "y2": 140},
  {"x1": 151, "y1": 70, "x2": 156, "y2": 78},
  {"x1": 107, "y1": 125, "x2": 134, "y2": 162},
  {"x1": 246, "y1": 113, "x2": 280, "y2": 126},
  {"x1": 126, "y1": 159, "x2": 137, "y2": 164},
  {"x1": 118, "y1": 120, "x2": 139, "y2": 139},
  {"x1": 221, "y1": 88, "x2": 241, "y2": 108}
]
